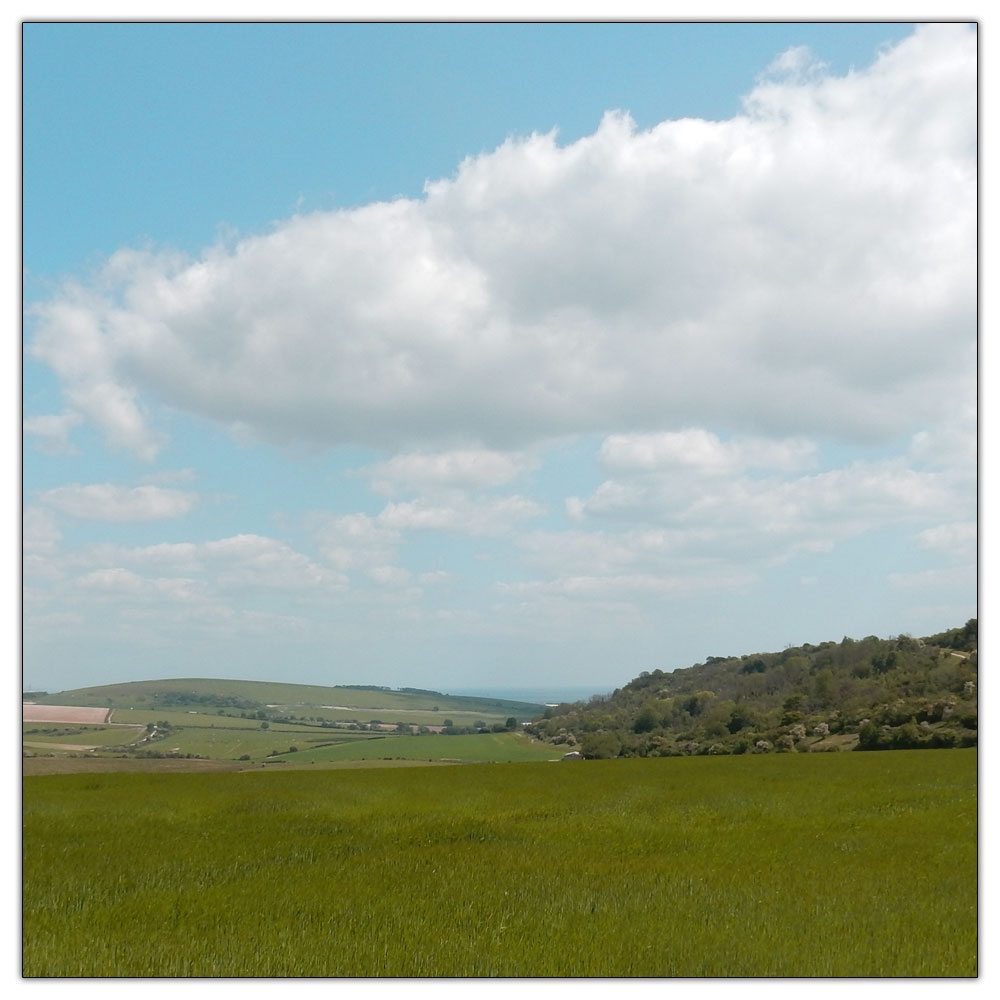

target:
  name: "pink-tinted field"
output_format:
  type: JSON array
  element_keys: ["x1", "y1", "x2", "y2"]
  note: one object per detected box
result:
[{"x1": 22, "y1": 704, "x2": 110, "y2": 724}]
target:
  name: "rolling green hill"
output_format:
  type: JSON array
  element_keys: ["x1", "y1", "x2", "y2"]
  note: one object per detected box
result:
[{"x1": 33, "y1": 677, "x2": 544, "y2": 720}]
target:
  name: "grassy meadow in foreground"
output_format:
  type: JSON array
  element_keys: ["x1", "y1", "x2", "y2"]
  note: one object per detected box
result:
[{"x1": 23, "y1": 749, "x2": 976, "y2": 977}]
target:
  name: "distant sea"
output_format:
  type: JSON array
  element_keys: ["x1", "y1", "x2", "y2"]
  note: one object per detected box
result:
[{"x1": 448, "y1": 686, "x2": 609, "y2": 706}]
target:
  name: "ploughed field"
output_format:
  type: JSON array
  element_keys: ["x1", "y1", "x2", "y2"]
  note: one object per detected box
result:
[
  {"x1": 21, "y1": 705, "x2": 110, "y2": 724},
  {"x1": 22, "y1": 749, "x2": 976, "y2": 977}
]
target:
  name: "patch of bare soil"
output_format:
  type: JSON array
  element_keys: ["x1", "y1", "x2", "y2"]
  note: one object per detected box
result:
[
  {"x1": 22, "y1": 705, "x2": 111, "y2": 724},
  {"x1": 22, "y1": 742, "x2": 98, "y2": 752}
]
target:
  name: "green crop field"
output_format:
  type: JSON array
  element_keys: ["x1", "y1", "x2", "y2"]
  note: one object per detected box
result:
[
  {"x1": 118, "y1": 723, "x2": 383, "y2": 762},
  {"x1": 280, "y1": 730, "x2": 558, "y2": 763},
  {"x1": 22, "y1": 724, "x2": 146, "y2": 749},
  {"x1": 107, "y1": 709, "x2": 279, "y2": 728},
  {"x1": 22, "y1": 749, "x2": 976, "y2": 977}
]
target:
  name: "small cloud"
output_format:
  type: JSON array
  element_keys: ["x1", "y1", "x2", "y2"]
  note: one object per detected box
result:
[
  {"x1": 313, "y1": 512, "x2": 400, "y2": 573},
  {"x1": 201, "y1": 534, "x2": 338, "y2": 590},
  {"x1": 759, "y1": 45, "x2": 829, "y2": 82},
  {"x1": 23, "y1": 507, "x2": 62, "y2": 553},
  {"x1": 362, "y1": 448, "x2": 534, "y2": 495},
  {"x1": 39, "y1": 483, "x2": 198, "y2": 521},
  {"x1": 378, "y1": 495, "x2": 543, "y2": 536},
  {"x1": 23, "y1": 412, "x2": 82, "y2": 455},
  {"x1": 598, "y1": 430, "x2": 816, "y2": 475},
  {"x1": 82, "y1": 567, "x2": 195, "y2": 600},
  {"x1": 916, "y1": 521, "x2": 976, "y2": 561}
]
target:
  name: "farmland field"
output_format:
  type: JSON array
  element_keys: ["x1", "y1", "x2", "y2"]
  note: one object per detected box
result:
[
  {"x1": 23, "y1": 679, "x2": 552, "y2": 766},
  {"x1": 22, "y1": 712, "x2": 374, "y2": 763},
  {"x1": 278, "y1": 730, "x2": 558, "y2": 763},
  {"x1": 22, "y1": 748, "x2": 976, "y2": 977},
  {"x1": 23, "y1": 714, "x2": 549, "y2": 766},
  {"x1": 21, "y1": 705, "x2": 109, "y2": 724},
  {"x1": 105, "y1": 722, "x2": 381, "y2": 762},
  {"x1": 22, "y1": 723, "x2": 146, "y2": 751}
]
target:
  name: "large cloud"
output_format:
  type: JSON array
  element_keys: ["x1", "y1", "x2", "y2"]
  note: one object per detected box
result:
[{"x1": 28, "y1": 25, "x2": 974, "y2": 459}]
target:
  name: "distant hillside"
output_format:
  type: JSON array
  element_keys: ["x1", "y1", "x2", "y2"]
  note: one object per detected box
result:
[
  {"x1": 526, "y1": 620, "x2": 977, "y2": 757},
  {"x1": 35, "y1": 678, "x2": 544, "y2": 721}
]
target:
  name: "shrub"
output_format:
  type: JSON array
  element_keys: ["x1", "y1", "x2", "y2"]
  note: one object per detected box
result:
[
  {"x1": 581, "y1": 731, "x2": 621, "y2": 759},
  {"x1": 891, "y1": 722, "x2": 923, "y2": 750},
  {"x1": 928, "y1": 731, "x2": 957, "y2": 749},
  {"x1": 857, "y1": 722, "x2": 892, "y2": 751}
]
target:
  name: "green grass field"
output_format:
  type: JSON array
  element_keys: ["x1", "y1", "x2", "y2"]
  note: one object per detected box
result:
[
  {"x1": 123, "y1": 724, "x2": 382, "y2": 762},
  {"x1": 278, "y1": 730, "x2": 558, "y2": 763},
  {"x1": 22, "y1": 723, "x2": 146, "y2": 749},
  {"x1": 107, "y1": 709, "x2": 285, "y2": 728},
  {"x1": 22, "y1": 749, "x2": 976, "y2": 977}
]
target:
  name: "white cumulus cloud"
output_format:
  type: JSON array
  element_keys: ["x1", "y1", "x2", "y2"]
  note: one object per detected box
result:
[
  {"x1": 75, "y1": 567, "x2": 201, "y2": 602},
  {"x1": 26, "y1": 25, "x2": 975, "y2": 458},
  {"x1": 362, "y1": 448, "x2": 534, "y2": 495},
  {"x1": 598, "y1": 430, "x2": 817, "y2": 475},
  {"x1": 378, "y1": 494, "x2": 543, "y2": 536},
  {"x1": 38, "y1": 483, "x2": 199, "y2": 521},
  {"x1": 203, "y1": 534, "x2": 339, "y2": 590},
  {"x1": 916, "y1": 521, "x2": 977, "y2": 561},
  {"x1": 23, "y1": 412, "x2": 82, "y2": 454}
]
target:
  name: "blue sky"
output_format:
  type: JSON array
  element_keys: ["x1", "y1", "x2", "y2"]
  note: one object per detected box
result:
[{"x1": 22, "y1": 21, "x2": 976, "y2": 699}]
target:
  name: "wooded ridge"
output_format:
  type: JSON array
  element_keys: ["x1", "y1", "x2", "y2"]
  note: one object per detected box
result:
[{"x1": 526, "y1": 620, "x2": 978, "y2": 757}]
